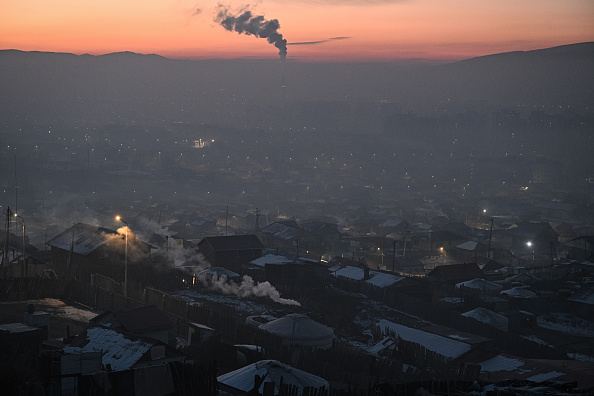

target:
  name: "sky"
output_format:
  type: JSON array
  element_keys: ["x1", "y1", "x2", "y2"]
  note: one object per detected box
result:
[{"x1": 1, "y1": 0, "x2": 593, "y2": 62}]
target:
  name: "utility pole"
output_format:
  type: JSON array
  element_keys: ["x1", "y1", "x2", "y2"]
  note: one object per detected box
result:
[
  {"x1": 255, "y1": 208, "x2": 261, "y2": 233},
  {"x1": 2, "y1": 207, "x2": 10, "y2": 266},
  {"x1": 392, "y1": 239, "x2": 396, "y2": 273},
  {"x1": 487, "y1": 218, "x2": 494, "y2": 259}
]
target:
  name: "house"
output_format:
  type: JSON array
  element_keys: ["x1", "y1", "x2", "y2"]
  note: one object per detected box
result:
[
  {"x1": 90, "y1": 305, "x2": 174, "y2": 345},
  {"x1": 198, "y1": 235, "x2": 263, "y2": 273},
  {"x1": 410, "y1": 230, "x2": 467, "y2": 256},
  {"x1": 565, "y1": 236, "x2": 594, "y2": 261},
  {"x1": 259, "y1": 221, "x2": 321, "y2": 253},
  {"x1": 46, "y1": 222, "x2": 152, "y2": 283},
  {"x1": 0, "y1": 230, "x2": 50, "y2": 278},
  {"x1": 58, "y1": 325, "x2": 189, "y2": 394},
  {"x1": 426, "y1": 262, "x2": 484, "y2": 285},
  {"x1": 454, "y1": 241, "x2": 490, "y2": 260},
  {"x1": 493, "y1": 222, "x2": 559, "y2": 260},
  {"x1": 301, "y1": 221, "x2": 341, "y2": 245}
]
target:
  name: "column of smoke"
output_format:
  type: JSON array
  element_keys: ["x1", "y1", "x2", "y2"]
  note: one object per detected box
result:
[
  {"x1": 215, "y1": 4, "x2": 288, "y2": 60},
  {"x1": 108, "y1": 218, "x2": 299, "y2": 306},
  {"x1": 201, "y1": 273, "x2": 301, "y2": 306}
]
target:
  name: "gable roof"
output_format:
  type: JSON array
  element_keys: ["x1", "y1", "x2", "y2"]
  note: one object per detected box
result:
[
  {"x1": 507, "y1": 222, "x2": 558, "y2": 239},
  {"x1": 199, "y1": 235, "x2": 263, "y2": 252},
  {"x1": 260, "y1": 221, "x2": 307, "y2": 241},
  {"x1": 46, "y1": 222, "x2": 119, "y2": 255}
]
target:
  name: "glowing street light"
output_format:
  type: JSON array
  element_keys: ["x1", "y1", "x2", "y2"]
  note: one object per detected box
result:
[
  {"x1": 115, "y1": 216, "x2": 128, "y2": 297},
  {"x1": 526, "y1": 241, "x2": 534, "y2": 265},
  {"x1": 14, "y1": 213, "x2": 25, "y2": 276}
]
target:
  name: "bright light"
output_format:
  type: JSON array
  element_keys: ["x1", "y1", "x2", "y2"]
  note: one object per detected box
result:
[{"x1": 526, "y1": 241, "x2": 532, "y2": 247}]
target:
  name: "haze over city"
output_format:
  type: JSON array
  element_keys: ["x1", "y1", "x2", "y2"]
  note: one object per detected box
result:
[
  {"x1": 1, "y1": 1, "x2": 594, "y2": 395},
  {"x1": 2, "y1": 0, "x2": 593, "y2": 61}
]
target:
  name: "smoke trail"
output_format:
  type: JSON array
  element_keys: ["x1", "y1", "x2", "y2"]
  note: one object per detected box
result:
[
  {"x1": 202, "y1": 273, "x2": 300, "y2": 306},
  {"x1": 215, "y1": 4, "x2": 288, "y2": 60}
]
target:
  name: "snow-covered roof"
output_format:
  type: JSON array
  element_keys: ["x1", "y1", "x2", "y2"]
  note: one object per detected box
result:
[
  {"x1": 64, "y1": 327, "x2": 153, "y2": 371},
  {"x1": 479, "y1": 355, "x2": 524, "y2": 372},
  {"x1": 526, "y1": 371, "x2": 565, "y2": 383},
  {"x1": 377, "y1": 319, "x2": 471, "y2": 359},
  {"x1": 250, "y1": 254, "x2": 296, "y2": 267},
  {"x1": 218, "y1": 360, "x2": 329, "y2": 395},
  {"x1": 331, "y1": 265, "x2": 404, "y2": 288},
  {"x1": 505, "y1": 273, "x2": 542, "y2": 284},
  {"x1": 456, "y1": 241, "x2": 478, "y2": 251},
  {"x1": 500, "y1": 287, "x2": 537, "y2": 298},
  {"x1": 368, "y1": 337, "x2": 397, "y2": 357},
  {"x1": 47, "y1": 223, "x2": 118, "y2": 255},
  {"x1": 568, "y1": 285, "x2": 594, "y2": 305},
  {"x1": 259, "y1": 314, "x2": 333, "y2": 349},
  {"x1": 198, "y1": 267, "x2": 240, "y2": 278},
  {"x1": 381, "y1": 219, "x2": 402, "y2": 228},
  {"x1": 456, "y1": 278, "x2": 503, "y2": 291},
  {"x1": 462, "y1": 307, "x2": 508, "y2": 331}
]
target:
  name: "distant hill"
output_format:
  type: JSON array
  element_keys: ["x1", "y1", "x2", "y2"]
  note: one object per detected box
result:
[{"x1": 1, "y1": 42, "x2": 592, "y2": 119}]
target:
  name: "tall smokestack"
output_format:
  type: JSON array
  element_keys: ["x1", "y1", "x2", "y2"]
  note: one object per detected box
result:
[{"x1": 215, "y1": 5, "x2": 288, "y2": 60}]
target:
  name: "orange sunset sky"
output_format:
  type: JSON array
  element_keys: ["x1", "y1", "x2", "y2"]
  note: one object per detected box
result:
[{"x1": 1, "y1": 0, "x2": 593, "y2": 62}]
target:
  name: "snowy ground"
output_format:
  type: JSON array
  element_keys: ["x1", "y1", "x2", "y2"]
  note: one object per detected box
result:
[{"x1": 536, "y1": 312, "x2": 594, "y2": 337}]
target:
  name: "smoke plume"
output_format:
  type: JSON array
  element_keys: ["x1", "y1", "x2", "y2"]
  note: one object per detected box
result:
[
  {"x1": 202, "y1": 274, "x2": 300, "y2": 306},
  {"x1": 215, "y1": 4, "x2": 288, "y2": 60}
]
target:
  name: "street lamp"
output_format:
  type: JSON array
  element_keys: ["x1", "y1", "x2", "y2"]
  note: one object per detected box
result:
[
  {"x1": 14, "y1": 214, "x2": 25, "y2": 276},
  {"x1": 526, "y1": 241, "x2": 534, "y2": 265},
  {"x1": 440, "y1": 247, "x2": 446, "y2": 265},
  {"x1": 115, "y1": 216, "x2": 128, "y2": 297}
]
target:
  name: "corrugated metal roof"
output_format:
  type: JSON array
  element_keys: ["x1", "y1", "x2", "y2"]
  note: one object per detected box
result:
[
  {"x1": 331, "y1": 265, "x2": 404, "y2": 288},
  {"x1": 65, "y1": 327, "x2": 153, "y2": 371},
  {"x1": 378, "y1": 319, "x2": 471, "y2": 359}
]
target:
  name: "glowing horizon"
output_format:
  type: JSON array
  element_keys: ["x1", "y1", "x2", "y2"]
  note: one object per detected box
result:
[{"x1": 1, "y1": 0, "x2": 592, "y2": 62}]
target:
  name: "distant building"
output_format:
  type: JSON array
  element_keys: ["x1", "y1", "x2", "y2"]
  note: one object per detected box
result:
[
  {"x1": 198, "y1": 235, "x2": 263, "y2": 273},
  {"x1": 259, "y1": 221, "x2": 321, "y2": 253}
]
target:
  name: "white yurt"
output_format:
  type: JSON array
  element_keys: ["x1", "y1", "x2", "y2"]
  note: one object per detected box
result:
[
  {"x1": 218, "y1": 360, "x2": 329, "y2": 396},
  {"x1": 258, "y1": 314, "x2": 334, "y2": 349},
  {"x1": 462, "y1": 307, "x2": 509, "y2": 331}
]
